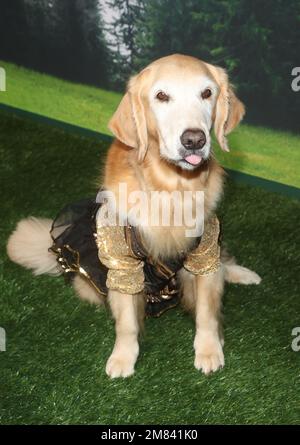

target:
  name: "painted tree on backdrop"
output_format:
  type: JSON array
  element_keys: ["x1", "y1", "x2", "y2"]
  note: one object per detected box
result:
[
  {"x1": 108, "y1": 0, "x2": 300, "y2": 130},
  {"x1": 104, "y1": 0, "x2": 145, "y2": 90}
]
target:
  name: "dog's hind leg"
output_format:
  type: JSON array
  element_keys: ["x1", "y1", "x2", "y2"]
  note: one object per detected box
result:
[
  {"x1": 224, "y1": 264, "x2": 261, "y2": 284},
  {"x1": 72, "y1": 275, "x2": 105, "y2": 306},
  {"x1": 106, "y1": 290, "x2": 144, "y2": 378},
  {"x1": 221, "y1": 249, "x2": 261, "y2": 285}
]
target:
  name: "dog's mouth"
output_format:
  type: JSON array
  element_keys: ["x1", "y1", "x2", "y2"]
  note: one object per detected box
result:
[
  {"x1": 183, "y1": 154, "x2": 203, "y2": 166},
  {"x1": 178, "y1": 150, "x2": 208, "y2": 170},
  {"x1": 176, "y1": 144, "x2": 210, "y2": 169},
  {"x1": 162, "y1": 147, "x2": 209, "y2": 170}
]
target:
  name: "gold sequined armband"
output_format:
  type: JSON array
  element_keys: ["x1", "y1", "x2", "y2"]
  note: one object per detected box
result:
[
  {"x1": 184, "y1": 216, "x2": 221, "y2": 276},
  {"x1": 95, "y1": 224, "x2": 144, "y2": 294}
]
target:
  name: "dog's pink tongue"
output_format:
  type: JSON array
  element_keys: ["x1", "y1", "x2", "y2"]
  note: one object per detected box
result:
[{"x1": 184, "y1": 154, "x2": 202, "y2": 165}]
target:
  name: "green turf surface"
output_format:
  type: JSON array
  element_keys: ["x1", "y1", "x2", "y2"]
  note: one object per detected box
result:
[
  {"x1": 1, "y1": 112, "x2": 299, "y2": 425},
  {"x1": 1, "y1": 61, "x2": 300, "y2": 188}
]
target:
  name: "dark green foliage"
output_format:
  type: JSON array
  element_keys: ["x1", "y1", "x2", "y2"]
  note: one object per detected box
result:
[
  {"x1": 0, "y1": 0, "x2": 29, "y2": 66},
  {"x1": 0, "y1": 0, "x2": 112, "y2": 87},
  {"x1": 133, "y1": 0, "x2": 200, "y2": 69},
  {"x1": 113, "y1": 0, "x2": 300, "y2": 130},
  {"x1": 188, "y1": 0, "x2": 300, "y2": 130},
  {"x1": 1, "y1": 112, "x2": 299, "y2": 424}
]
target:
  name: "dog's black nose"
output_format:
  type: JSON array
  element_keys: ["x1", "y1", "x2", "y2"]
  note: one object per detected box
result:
[{"x1": 180, "y1": 129, "x2": 206, "y2": 150}]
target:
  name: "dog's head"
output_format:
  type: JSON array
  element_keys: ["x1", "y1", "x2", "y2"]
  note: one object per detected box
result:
[{"x1": 109, "y1": 54, "x2": 245, "y2": 170}]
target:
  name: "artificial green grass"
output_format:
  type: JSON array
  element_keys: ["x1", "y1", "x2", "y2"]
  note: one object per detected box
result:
[
  {"x1": 1, "y1": 61, "x2": 300, "y2": 188},
  {"x1": 0, "y1": 112, "x2": 299, "y2": 425}
]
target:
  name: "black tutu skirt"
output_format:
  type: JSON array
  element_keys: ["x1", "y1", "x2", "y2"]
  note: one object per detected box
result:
[{"x1": 49, "y1": 198, "x2": 193, "y2": 317}]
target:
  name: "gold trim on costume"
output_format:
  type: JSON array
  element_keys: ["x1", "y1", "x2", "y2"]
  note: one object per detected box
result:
[
  {"x1": 50, "y1": 244, "x2": 106, "y2": 296},
  {"x1": 184, "y1": 216, "x2": 221, "y2": 275},
  {"x1": 95, "y1": 225, "x2": 145, "y2": 294}
]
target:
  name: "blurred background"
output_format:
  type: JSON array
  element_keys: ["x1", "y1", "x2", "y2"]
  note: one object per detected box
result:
[{"x1": 0, "y1": 0, "x2": 299, "y2": 186}]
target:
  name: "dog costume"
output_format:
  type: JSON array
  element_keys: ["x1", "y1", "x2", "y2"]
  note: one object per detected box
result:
[{"x1": 50, "y1": 197, "x2": 221, "y2": 317}]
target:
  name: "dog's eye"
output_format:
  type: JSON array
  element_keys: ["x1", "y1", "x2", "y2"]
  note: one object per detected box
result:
[
  {"x1": 201, "y1": 88, "x2": 212, "y2": 99},
  {"x1": 156, "y1": 91, "x2": 169, "y2": 102}
]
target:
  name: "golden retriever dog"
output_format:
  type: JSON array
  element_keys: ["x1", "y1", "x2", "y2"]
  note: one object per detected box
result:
[{"x1": 7, "y1": 54, "x2": 261, "y2": 378}]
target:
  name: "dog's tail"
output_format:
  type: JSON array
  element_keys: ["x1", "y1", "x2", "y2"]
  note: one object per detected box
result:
[
  {"x1": 7, "y1": 217, "x2": 105, "y2": 306},
  {"x1": 7, "y1": 217, "x2": 60, "y2": 276},
  {"x1": 222, "y1": 249, "x2": 261, "y2": 285}
]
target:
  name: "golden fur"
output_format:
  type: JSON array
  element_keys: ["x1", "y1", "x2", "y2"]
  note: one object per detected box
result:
[
  {"x1": 100, "y1": 54, "x2": 259, "y2": 376},
  {"x1": 7, "y1": 54, "x2": 261, "y2": 378}
]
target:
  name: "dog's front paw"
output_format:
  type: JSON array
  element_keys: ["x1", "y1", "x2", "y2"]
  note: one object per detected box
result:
[
  {"x1": 194, "y1": 335, "x2": 224, "y2": 375},
  {"x1": 105, "y1": 353, "x2": 136, "y2": 378}
]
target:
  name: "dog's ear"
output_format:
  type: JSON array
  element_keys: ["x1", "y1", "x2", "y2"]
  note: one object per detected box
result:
[
  {"x1": 206, "y1": 64, "x2": 245, "y2": 152},
  {"x1": 108, "y1": 93, "x2": 138, "y2": 149},
  {"x1": 108, "y1": 69, "x2": 150, "y2": 162}
]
